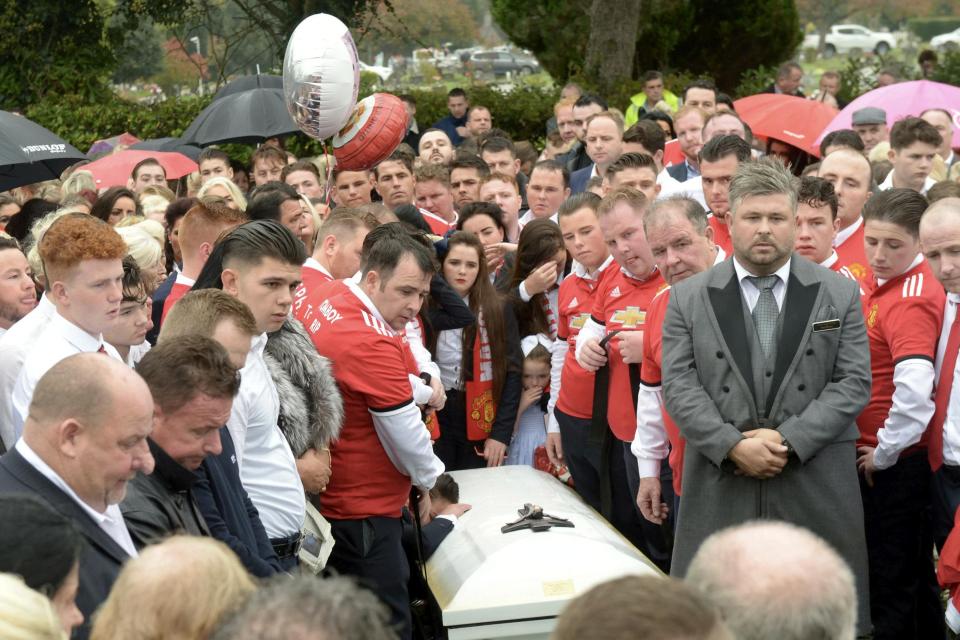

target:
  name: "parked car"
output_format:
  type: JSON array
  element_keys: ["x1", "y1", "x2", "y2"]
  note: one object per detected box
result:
[
  {"x1": 359, "y1": 61, "x2": 392, "y2": 82},
  {"x1": 468, "y1": 50, "x2": 541, "y2": 76},
  {"x1": 932, "y1": 27, "x2": 960, "y2": 51},
  {"x1": 803, "y1": 24, "x2": 899, "y2": 57}
]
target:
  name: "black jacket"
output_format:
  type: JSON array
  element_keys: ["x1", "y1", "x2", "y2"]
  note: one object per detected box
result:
[
  {"x1": 0, "y1": 448, "x2": 131, "y2": 640},
  {"x1": 120, "y1": 439, "x2": 209, "y2": 549},
  {"x1": 194, "y1": 428, "x2": 282, "y2": 577},
  {"x1": 148, "y1": 271, "x2": 176, "y2": 344}
]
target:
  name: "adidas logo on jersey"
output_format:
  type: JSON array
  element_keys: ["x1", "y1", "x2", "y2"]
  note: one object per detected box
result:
[
  {"x1": 568, "y1": 296, "x2": 579, "y2": 309},
  {"x1": 610, "y1": 286, "x2": 621, "y2": 298},
  {"x1": 361, "y1": 310, "x2": 393, "y2": 337},
  {"x1": 901, "y1": 273, "x2": 924, "y2": 298}
]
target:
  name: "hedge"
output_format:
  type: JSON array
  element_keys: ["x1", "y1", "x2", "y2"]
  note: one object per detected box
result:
[
  {"x1": 23, "y1": 76, "x2": 560, "y2": 162},
  {"x1": 907, "y1": 17, "x2": 960, "y2": 42}
]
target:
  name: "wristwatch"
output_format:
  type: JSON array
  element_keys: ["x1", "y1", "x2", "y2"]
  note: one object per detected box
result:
[{"x1": 780, "y1": 434, "x2": 795, "y2": 457}]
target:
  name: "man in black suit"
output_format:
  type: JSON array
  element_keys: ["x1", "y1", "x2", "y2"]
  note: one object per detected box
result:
[{"x1": 0, "y1": 353, "x2": 155, "y2": 639}]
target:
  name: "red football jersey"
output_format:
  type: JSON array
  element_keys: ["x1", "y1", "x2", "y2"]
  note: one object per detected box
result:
[
  {"x1": 640, "y1": 288, "x2": 684, "y2": 496},
  {"x1": 556, "y1": 262, "x2": 614, "y2": 419},
  {"x1": 857, "y1": 260, "x2": 944, "y2": 451},
  {"x1": 835, "y1": 221, "x2": 872, "y2": 285},
  {"x1": 708, "y1": 215, "x2": 733, "y2": 256},
  {"x1": 161, "y1": 281, "x2": 191, "y2": 324},
  {"x1": 591, "y1": 266, "x2": 666, "y2": 441},
  {"x1": 297, "y1": 261, "x2": 334, "y2": 302},
  {"x1": 420, "y1": 208, "x2": 455, "y2": 236},
  {"x1": 303, "y1": 284, "x2": 417, "y2": 519}
]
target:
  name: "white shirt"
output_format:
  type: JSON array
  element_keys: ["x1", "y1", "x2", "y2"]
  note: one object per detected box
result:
[
  {"x1": 173, "y1": 271, "x2": 196, "y2": 288},
  {"x1": 936, "y1": 293, "x2": 960, "y2": 467},
  {"x1": 547, "y1": 255, "x2": 615, "y2": 434},
  {"x1": 733, "y1": 257, "x2": 791, "y2": 312},
  {"x1": 833, "y1": 216, "x2": 863, "y2": 248},
  {"x1": 15, "y1": 438, "x2": 138, "y2": 557},
  {"x1": 126, "y1": 341, "x2": 152, "y2": 367},
  {"x1": 658, "y1": 175, "x2": 707, "y2": 209},
  {"x1": 404, "y1": 320, "x2": 440, "y2": 405},
  {"x1": 231, "y1": 333, "x2": 306, "y2": 539},
  {"x1": 820, "y1": 251, "x2": 840, "y2": 269},
  {"x1": 657, "y1": 168, "x2": 680, "y2": 189},
  {"x1": 879, "y1": 170, "x2": 937, "y2": 195},
  {"x1": 11, "y1": 309, "x2": 121, "y2": 441},
  {"x1": 0, "y1": 295, "x2": 55, "y2": 448},
  {"x1": 519, "y1": 210, "x2": 558, "y2": 227}
]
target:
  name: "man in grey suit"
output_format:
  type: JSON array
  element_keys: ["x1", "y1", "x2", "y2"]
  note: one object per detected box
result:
[{"x1": 661, "y1": 159, "x2": 872, "y2": 634}]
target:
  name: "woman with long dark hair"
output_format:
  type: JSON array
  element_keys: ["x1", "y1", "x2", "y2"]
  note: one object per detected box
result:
[
  {"x1": 507, "y1": 218, "x2": 567, "y2": 339},
  {"x1": 431, "y1": 231, "x2": 521, "y2": 470}
]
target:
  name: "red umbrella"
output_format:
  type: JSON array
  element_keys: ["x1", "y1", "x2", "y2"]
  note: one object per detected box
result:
[
  {"x1": 84, "y1": 150, "x2": 198, "y2": 189},
  {"x1": 734, "y1": 94, "x2": 838, "y2": 158}
]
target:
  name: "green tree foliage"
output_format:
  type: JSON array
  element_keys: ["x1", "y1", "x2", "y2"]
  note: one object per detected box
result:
[
  {"x1": 356, "y1": 0, "x2": 479, "y2": 55},
  {"x1": 491, "y1": 0, "x2": 802, "y2": 93},
  {"x1": 0, "y1": 0, "x2": 115, "y2": 110},
  {"x1": 110, "y1": 18, "x2": 165, "y2": 83}
]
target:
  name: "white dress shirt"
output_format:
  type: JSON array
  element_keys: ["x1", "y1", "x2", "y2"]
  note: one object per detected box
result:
[
  {"x1": 833, "y1": 216, "x2": 863, "y2": 248},
  {"x1": 872, "y1": 253, "x2": 935, "y2": 470},
  {"x1": 936, "y1": 293, "x2": 960, "y2": 467},
  {"x1": 732, "y1": 257, "x2": 791, "y2": 313},
  {"x1": 0, "y1": 295, "x2": 55, "y2": 448},
  {"x1": 879, "y1": 170, "x2": 937, "y2": 195},
  {"x1": 11, "y1": 309, "x2": 121, "y2": 440},
  {"x1": 231, "y1": 333, "x2": 306, "y2": 539},
  {"x1": 547, "y1": 255, "x2": 614, "y2": 434},
  {"x1": 404, "y1": 320, "x2": 441, "y2": 405},
  {"x1": 15, "y1": 438, "x2": 138, "y2": 557},
  {"x1": 126, "y1": 341, "x2": 152, "y2": 367},
  {"x1": 657, "y1": 175, "x2": 707, "y2": 209},
  {"x1": 519, "y1": 210, "x2": 559, "y2": 227}
]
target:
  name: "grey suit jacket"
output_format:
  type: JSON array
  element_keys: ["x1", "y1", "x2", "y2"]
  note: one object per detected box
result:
[{"x1": 662, "y1": 256, "x2": 871, "y2": 633}]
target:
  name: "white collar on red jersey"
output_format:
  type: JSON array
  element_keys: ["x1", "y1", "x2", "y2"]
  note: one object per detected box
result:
[
  {"x1": 571, "y1": 254, "x2": 614, "y2": 280},
  {"x1": 303, "y1": 257, "x2": 333, "y2": 280},
  {"x1": 714, "y1": 247, "x2": 727, "y2": 265},
  {"x1": 619, "y1": 263, "x2": 659, "y2": 282},
  {"x1": 174, "y1": 271, "x2": 196, "y2": 287},
  {"x1": 876, "y1": 253, "x2": 924, "y2": 287},
  {"x1": 833, "y1": 216, "x2": 863, "y2": 248},
  {"x1": 345, "y1": 279, "x2": 396, "y2": 335}
]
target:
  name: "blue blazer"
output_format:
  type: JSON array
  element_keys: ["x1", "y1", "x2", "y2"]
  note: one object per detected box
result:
[{"x1": 569, "y1": 164, "x2": 594, "y2": 195}]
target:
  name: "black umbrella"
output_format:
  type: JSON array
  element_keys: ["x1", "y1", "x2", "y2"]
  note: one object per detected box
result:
[
  {"x1": 180, "y1": 88, "x2": 299, "y2": 146},
  {"x1": 129, "y1": 137, "x2": 203, "y2": 162},
  {"x1": 213, "y1": 74, "x2": 283, "y2": 101},
  {"x1": 0, "y1": 111, "x2": 87, "y2": 191}
]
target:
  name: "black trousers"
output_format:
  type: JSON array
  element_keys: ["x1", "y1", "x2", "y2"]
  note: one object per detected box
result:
[
  {"x1": 621, "y1": 440, "x2": 674, "y2": 572},
  {"x1": 326, "y1": 517, "x2": 411, "y2": 640},
  {"x1": 860, "y1": 451, "x2": 943, "y2": 640},
  {"x1": 555, "y1": 408, "x2": 668, "y2": 569},
  {"x1": 434, "y1": 389, "x2": 486, "y2": 471},
  {"x1": 932, "y1": 464, "x2": 960, "y2": 550}
]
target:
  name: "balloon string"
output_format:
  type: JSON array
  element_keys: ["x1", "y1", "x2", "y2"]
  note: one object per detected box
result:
[{"x1": 323, "y1": 142, "x2": 334, "y2": 207}]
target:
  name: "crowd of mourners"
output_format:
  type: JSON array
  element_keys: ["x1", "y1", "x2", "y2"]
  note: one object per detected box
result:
[{"x1": 3, "y1": 58, "x2": 960, "y2": 640}]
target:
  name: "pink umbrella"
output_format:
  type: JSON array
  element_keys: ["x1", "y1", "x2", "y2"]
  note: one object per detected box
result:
[
  {"x1": 84, "y1": 150, "x2": 197, "y2": 189},
  {"x1": 816, "y1": 80, "x2": 960, "y2": 149}
]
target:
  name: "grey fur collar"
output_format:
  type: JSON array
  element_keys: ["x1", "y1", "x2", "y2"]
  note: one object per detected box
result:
[{"x1": 263, "y1": 318, "x2": 343, "y2": 458}]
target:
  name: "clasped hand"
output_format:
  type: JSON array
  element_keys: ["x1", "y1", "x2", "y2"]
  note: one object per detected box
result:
[{"x1": 729, "y1": 428, "x2": 788, "y2": 479}]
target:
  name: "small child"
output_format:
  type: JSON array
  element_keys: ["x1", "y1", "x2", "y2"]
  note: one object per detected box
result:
[{"x1": 506, "y1": 336, "x2": 552, "y2": 467}]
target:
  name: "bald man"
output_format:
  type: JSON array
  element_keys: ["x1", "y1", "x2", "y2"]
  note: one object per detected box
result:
[
  {"x1": 687, "y1": 521, "x2": 858, "y2": 640},
  {"x1": 920, "y1": 198, "x2": 960, "y2": 549},
  {"x1": 818, "y1": 149, "x2": 875, "y2": 283},
  {"x1": 0, "y1": 354, "x2": 155, "y2": 639}
]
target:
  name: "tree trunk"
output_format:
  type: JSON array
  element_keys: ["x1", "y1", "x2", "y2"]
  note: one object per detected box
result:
[{"x1": 583, "y1": 0, "x2": 643, "y2": 95}]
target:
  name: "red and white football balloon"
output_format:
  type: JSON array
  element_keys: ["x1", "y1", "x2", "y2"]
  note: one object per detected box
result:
[{"x1": 333, "y1": 93, "x2": 409, "y2": 171}]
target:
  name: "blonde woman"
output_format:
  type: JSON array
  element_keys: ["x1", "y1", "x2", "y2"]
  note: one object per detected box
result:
[
  {"x1": 90, "y1": 537, "x2": 256, "y2": 640},
  {"x1": 198, "y1": 176, "x2": 248, "y2": 211},
  {"x1": 60, "y1": 170, "x2": 96, "y2": 197},
  {"x1": 116, "y1": 221, "x2": 166, "y2": 292},
  {"x1": 0, "y1": 573, "x2": 68, "y2": 640}
]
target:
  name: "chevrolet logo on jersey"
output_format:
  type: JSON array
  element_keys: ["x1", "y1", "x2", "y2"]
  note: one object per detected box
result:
[
  {"x1": 569, "y1": 313, "x2": 590, "y2": 330},
  {"x1": 611, "y1": 306, "x2": 645, "y2": 328}
]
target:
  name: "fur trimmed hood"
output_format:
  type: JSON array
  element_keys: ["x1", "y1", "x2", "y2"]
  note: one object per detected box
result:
[{"x1": 263, "y1": 318, "x2": 343, "y2": 457}]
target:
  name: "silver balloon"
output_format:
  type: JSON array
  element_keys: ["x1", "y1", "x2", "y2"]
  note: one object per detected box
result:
[{"x1": 283, "y1": 14, "x2": 360, "y2": 141}]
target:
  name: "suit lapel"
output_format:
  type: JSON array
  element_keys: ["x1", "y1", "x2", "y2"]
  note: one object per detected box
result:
[
  {"x1": 1, "y1": 450, "x2": 131, "y2": 565},
  {"x1": 765, "y1": 264, "x2": 822, "y2": 416},
  {"x1": 707, "y1": 265, "x2": 756, "y2": 405}
]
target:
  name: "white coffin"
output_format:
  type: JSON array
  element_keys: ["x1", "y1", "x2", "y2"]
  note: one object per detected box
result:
[{"x1": 426, "y1": 466, "x2": 662, "y2": 639}]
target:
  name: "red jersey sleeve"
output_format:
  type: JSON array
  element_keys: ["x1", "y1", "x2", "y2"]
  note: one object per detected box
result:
[
  {"x1": 883, "y1": 293, "x2": 943, "y2": 365},
  {"x1": 641, "y1": 292, "x2": 668, "y2": 386}
]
